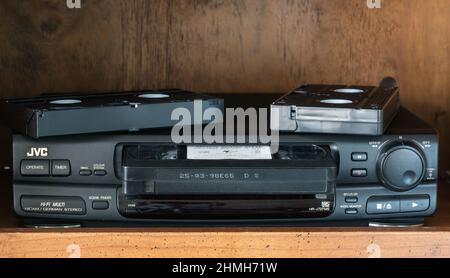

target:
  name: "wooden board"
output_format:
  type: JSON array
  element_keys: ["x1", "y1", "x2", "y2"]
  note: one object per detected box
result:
[
  {"x1": 0, "y1": 0, "x2": 449, "y2": 172},
  {"x1": 1, "y1": 229, "x2": 450, "y2": 258}
]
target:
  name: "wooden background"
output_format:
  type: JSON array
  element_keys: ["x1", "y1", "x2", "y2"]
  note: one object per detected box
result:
[{"x1": 0, "y1": 0, "x2": 449, "y2": 172}]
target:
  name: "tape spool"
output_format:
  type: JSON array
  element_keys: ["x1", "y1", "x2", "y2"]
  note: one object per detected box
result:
[
  {"x1": 333, "y1": 88, "x2": 365, "y2": 94},
  {"x1": 320, "y1": 99, "x2": 353, "y2": 104},
  {"x1": 138, "y1": 93, "x2": 170, "y2": 99},
  {"x1": 49, "y1": 99, "x2": 82, "y2": 105}
]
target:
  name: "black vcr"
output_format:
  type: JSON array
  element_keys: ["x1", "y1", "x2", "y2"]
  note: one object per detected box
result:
[{"x1": 11, "y1": 94, "x2": 438, "y2": 226}]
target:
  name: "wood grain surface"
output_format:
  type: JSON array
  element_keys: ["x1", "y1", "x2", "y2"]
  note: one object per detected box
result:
[
  {"x1": 0, "y1": 229, "x2": 449, "y2": 258},
  {"x1": 1, "y1": 0, "x2": 449, "y2": 172}
]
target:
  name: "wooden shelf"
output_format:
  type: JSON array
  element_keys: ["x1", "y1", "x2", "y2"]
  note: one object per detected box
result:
[{"x1": 1, "y1": 171, "x2": 449, "y2": 258}]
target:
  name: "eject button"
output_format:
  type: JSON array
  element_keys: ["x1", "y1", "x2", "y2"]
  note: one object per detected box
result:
[{"x1": 366, "y1": 197, "x2": 400, "y2": 214}]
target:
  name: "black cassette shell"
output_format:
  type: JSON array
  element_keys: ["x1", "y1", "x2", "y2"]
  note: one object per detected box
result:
[
  {"x1": 271, "y1": 84, "x2": 401, "y2": 135},
  {"x1": 0, "y1": 89, "x2": 224, "y2": 138}
]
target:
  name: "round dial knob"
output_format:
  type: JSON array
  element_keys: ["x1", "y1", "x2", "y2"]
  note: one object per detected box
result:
[{"x1": 378, "y1": 142, "x2": 426, "y2": 191}]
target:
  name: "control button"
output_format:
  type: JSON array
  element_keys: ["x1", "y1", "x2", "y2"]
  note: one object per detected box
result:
[
  {"x1": 378, "y1": 144, "x2": 425, "y2": 191},
  {"x1": 367, "y1": 197, "x2": 400, "y2": 214},
  {"x1": 21, "y1": 196, "x2": 86, "y2": 215},
  {"x1": 351, "y1": 169, "x2": 367, "y2": 177},
  {"x1": 400, "y1": 196, "x2": 430, "y2": 212},
  {"x1": 20, "y1": 160, "x2": 50, "y2": 176},
  {"x1": 92, "y1": 201, "x2": 109, "y2": 210},
  {"x1": 352, "y1": 153, "x2": 368, "y2": 161},
  {"x1": 51, "y1": 160, "x2": 71, "y2": 177},
  {"x1": 345, "y1": 196, "x2": 359, "y2": 203},
  {"x1": 345, "y1": 208, "x2": 358, "y2": 215},
  {"x1": 94, "y1": 170, "x2": 107, "y2": 176},
  {"x1": 79, "y1": 169, "x2": 92, "y2": 176}
]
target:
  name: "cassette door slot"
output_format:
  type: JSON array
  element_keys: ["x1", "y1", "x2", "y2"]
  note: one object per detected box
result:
[
  {"x1": 118, "y1": 195, "x2": 335, "y2": 219},
  {"x1": 118, "y1": 143, "x2": 337, "y2": 219}
]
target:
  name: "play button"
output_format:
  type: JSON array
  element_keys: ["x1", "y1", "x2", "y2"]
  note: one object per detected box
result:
[{"x1": 400, "y1": 197, "x2": 430, "y2": 212}]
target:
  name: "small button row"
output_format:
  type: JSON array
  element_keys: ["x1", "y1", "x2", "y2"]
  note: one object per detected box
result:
[
  {"x1": 344, "y1": 196, "x2": 360, "y2": 215},
  {"x1": 351, "y1": 152, "x2": 368, "y2": 179},
  {"x1": 345, "y1": 196, "x2": 430, "y2": 215},
  {"x1": 79, "y1": 169, "x2": 107, "y2": 176},
  {"x1": 21, "y1": 160, "x2": 71, "y2": 177},
  {"x1": 367, "y1": 196, "x2": 430, "y2": 214},
  {"x1": 21, "y1": 160, "x2": 107, "y2": 178}
]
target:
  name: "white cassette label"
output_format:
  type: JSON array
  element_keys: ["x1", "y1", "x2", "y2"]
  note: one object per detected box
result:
[{"x1": 187, "y1": 146, "x2": 272, "y2": 160}]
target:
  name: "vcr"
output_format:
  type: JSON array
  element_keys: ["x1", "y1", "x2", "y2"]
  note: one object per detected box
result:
[{"x1": 11, "y1": 94, "x2": 438, "y2": 226}]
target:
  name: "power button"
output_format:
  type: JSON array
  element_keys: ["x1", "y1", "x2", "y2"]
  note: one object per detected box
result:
[{"x1": 21, "y1": 160, "x2": 50, "y2": 176}]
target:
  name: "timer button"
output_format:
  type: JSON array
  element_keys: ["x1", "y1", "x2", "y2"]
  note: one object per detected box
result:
[{"x1": 51, "y1": 160, "x2": 71, "y2": 177}]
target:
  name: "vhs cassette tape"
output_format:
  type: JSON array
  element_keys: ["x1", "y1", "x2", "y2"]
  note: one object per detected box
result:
[
  {"x1": 271, "y1": 79, "x2": 400, "y2": 135},
  {"x1": 119, "y1": 143, "x2": 336, "y2": 219},
  {"x1": 0, "y1": 89, "x2": 224, "y2": 138}
]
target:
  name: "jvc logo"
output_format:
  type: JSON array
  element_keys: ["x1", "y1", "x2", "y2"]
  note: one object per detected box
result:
[
  {"x1": 27, "y1": 148, "x2": 48, "y2": 157},
  {"x1": 67, "y1": 0, "x2": 81, "y2": 9}
]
